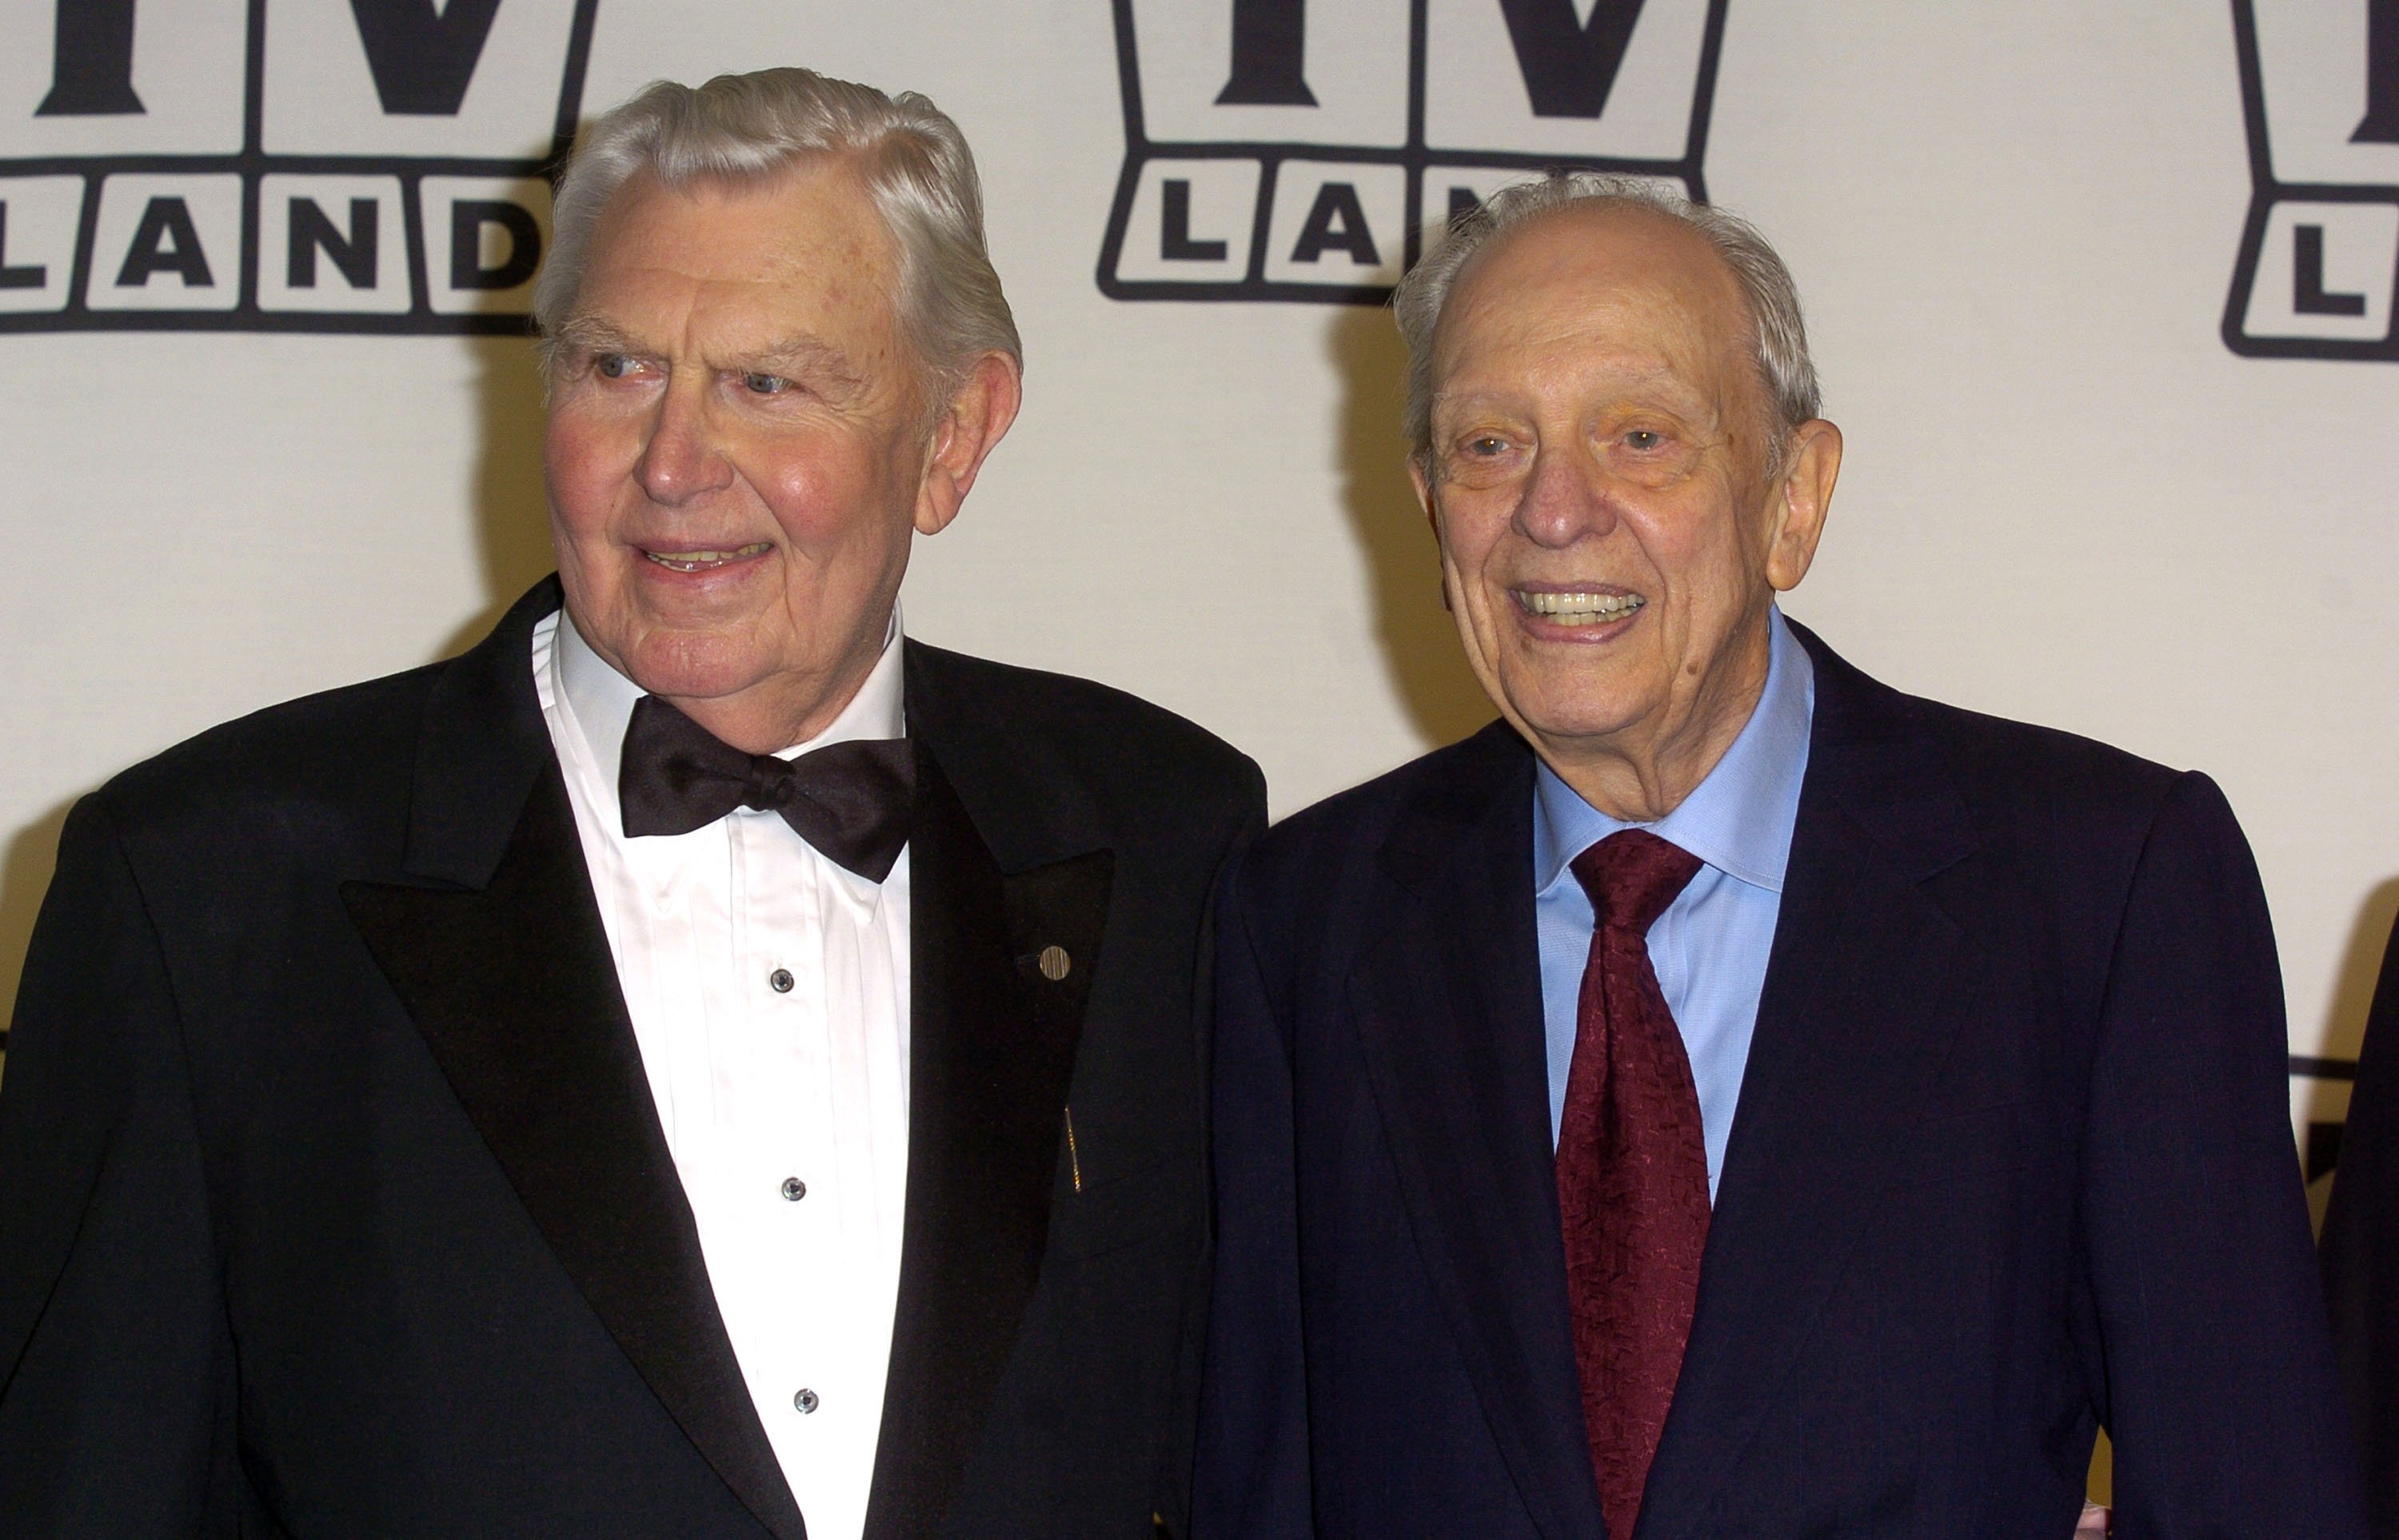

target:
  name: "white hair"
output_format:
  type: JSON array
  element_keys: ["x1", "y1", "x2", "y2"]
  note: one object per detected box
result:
[
  {"x1": 534, "y1": 67, "x2": 1020, "y2": 396},
  {"x1": 1391, "y1": 174, "x2": 1820, "y2": 469}
]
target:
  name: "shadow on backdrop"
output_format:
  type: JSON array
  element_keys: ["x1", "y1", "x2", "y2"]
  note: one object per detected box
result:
[
  {"x1": 1323, "y1": 305, "x2": 1494, "y2": 751},
  {"x1": 441, "y1": 335, "x2": 557, "y2": 658},
  {"x1": 2317, "y1": 876, "x2": 2399, "y2": 1068},
  {"x1": 0, "y1": 798, "x2": 77, "y2": 1056},
  {"x1": 2302, "y1": 876, "x2": 2399, "y2": 1233}
]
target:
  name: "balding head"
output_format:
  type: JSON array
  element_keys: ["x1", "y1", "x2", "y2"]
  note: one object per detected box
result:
[{"x1": 1394, "y1": 174, "x2": 1819, "y2": 474}]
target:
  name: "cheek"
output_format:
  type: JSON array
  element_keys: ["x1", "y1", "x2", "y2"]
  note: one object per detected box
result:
[
  {"x1": 750, "y1": 449, "x2": 856, "y2": 547},
  {"x1": 1625, "y1": 493, "x2": 1740, "y2": 591},
  {"x1": 745, "y1": 435, "x2": 924, "y2": 573},
  {"x1": 1435, "y1": 493, "x2": 1512, "y2": 580},
  {"x1": 543, "y1": 413, "x2": 628, "y2": 541}
]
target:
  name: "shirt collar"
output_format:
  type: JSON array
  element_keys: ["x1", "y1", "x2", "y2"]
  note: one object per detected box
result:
[
  {"x1": 556, "y1": 604, "x2": 908, "y2": 784},
  {"x1": 1532, "y1": 606, "x2": 1815, "y2": 898}
]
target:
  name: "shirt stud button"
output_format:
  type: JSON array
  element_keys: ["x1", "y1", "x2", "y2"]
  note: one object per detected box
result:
[
  {"x1": 768, "y1": 967, "x2": 794, "y2": 993},
  {"x1": 793, "y1": 1388, "x2": 820, "y2": 1414},
  {"x1": 1038, "y1": 945, "x2": 1071, "y2": 981},
  {"x1": 780, "y1": 1176, "x2": 807, "y2": 1202}
]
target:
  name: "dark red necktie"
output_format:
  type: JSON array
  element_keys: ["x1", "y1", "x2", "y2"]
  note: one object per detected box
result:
[{"x1": 1556, "y1": 829, "x2": 1710, "y2": 1540}]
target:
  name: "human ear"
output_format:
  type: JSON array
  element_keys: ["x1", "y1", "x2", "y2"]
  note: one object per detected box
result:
[
  {"x1": 1407, "y1": 454, "x2": 1463, "y2": 613},
  {"x1": 914, "y1": 351, "x2": 1024, "y2": 537},
  {"x1": 1408, "y1": 452, "x2": 1435, "y2": 522},
  {"x1": 1764, "y1": 418, "x2": 1841, "y2": 592}
]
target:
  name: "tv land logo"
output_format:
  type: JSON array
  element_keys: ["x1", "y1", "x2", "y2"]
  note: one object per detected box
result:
[
  {"x1": 0, "y1": 0, "x2": 597, "y2": 334},
  {"x1": 2225, "y1": 0, "x2": 2399, "y2": 360},
  {"x1": 1099, "y1": 0, "x2": 1730, "y2": 303}
]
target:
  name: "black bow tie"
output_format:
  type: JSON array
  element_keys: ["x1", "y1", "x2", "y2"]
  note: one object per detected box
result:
[{"x1": 617, "y1": 695, "x2": 916, "y2": 883}]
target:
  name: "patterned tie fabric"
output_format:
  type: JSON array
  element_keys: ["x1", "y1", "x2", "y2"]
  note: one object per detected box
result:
[
  {"x1": 1556, "y1": 828, "x2": 1710, "y2": 1540},
  {"x1": 617, "y1": 694, "x2": 916, "y2": 882}
]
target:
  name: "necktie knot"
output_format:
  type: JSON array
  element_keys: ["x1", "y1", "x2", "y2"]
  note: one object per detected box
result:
[
  {"x1": 741, "y1": 755, "x2": 803, "y2": 815},
  {"x1": 617, "y1": 694, "x2": 916, "y2": 883},
  {"x1": 1571, "y1": 828, "x2": 1703, "y2": 936}
]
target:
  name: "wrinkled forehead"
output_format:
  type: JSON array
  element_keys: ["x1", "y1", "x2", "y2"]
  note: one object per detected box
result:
[
  {"x1": 579, "y1": 162, "x2": 900, "y2": 326},
  {"x1": 1434, "y1": 202, "x2": 1759, "y2": 399}
]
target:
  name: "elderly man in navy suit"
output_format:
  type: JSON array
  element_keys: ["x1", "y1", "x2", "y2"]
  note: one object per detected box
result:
[{"x1": 1192, "y1": 175, "x2": 2367, "y2": 1538}]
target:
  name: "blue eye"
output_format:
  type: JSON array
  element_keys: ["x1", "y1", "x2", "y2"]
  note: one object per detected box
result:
[
  {"x1": 595, "y1": 353, "x2": 634, "y2": 379},
  {"x1": 744, "y1": 373, "x2": 789, "y2": 395},
  {"x1": 1625, "y1": 429, "x2": 1664, "y2": 451}
]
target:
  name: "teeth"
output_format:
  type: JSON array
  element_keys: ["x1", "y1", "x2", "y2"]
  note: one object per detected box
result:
[
  {"x1": 645, "y1": 543, "x2": 771, "y2": 573},
  {"x1": 1516, "y1": 590, "x2": 1644, "y2": 626}
]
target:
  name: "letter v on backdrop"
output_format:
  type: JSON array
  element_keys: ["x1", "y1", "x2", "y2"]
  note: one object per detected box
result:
[
  {"x1": 0, "y1": 0, "x2": 597, "y2": 333},
  {"x1": 2225, "y1": 0, "x2": 2399, "y2": 361},
  {"x1": 1099, "y1": 0, "x2": 1730, "y2": 302}
]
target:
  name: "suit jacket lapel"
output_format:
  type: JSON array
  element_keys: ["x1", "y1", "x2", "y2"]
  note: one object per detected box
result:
[
  {"x1": 341, "y1": 579, "x2": 804, "y2": 1540},
  {"x1": 1643, "y1": 627, "x2": 1982, "y2": 1539},
  {"x1": 866, "y1": 651, "x2": 1113, "y2": 1538},
  {"x1": 1348, "y1": 724, "x2": 1607, "y2": 1540}
]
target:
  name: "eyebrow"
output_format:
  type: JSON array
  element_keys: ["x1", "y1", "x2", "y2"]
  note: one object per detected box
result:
[
  {"x1": 548, "y1": 314, "x2": 641, "y2": 359},
  {"x1": 549, "y1": 317, "x2": 868, "y2": 396},
  {"x1": 741, "y1": 335, "x2": 867, "y2": 393}
]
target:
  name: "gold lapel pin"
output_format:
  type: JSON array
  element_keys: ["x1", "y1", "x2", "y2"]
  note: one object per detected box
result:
[{"x1": 1038, "y1": 944, "x2": 1072, "y2": 981}]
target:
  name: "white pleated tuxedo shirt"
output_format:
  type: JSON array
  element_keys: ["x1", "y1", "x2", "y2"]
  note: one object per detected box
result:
[{"x1": 533, "y1": 605, "x2": 911, "y2": 1540}]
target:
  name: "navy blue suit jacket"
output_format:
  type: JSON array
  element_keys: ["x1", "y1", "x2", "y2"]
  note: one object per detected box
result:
[{"x1": 1195, "y1": 625, "x2": 2366, "y2": 1538}]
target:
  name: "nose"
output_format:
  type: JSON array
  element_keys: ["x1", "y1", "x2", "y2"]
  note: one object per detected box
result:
[
  {"x1": 1512, "y1": 444, "x2": 1619, "y2": 550},
  {"x1": 635, "y1": 381, "x2": 735, "y2": 506}
]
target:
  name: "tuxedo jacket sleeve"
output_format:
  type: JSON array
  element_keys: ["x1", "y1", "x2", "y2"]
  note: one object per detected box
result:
[
  {"x1": 0, "y1": 579, "x2": 1265, "y2": 1538},
  {"x1": 1195, "y1": 627, "x2": 2365, "y2": 1540},
  {"x1": 0, "y1": 792, "x2": 249, "y2": 1531}
]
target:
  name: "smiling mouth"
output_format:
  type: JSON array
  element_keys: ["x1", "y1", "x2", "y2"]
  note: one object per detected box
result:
[
  {"x1": 1513, "y1": 589, "x2": 1645, "y2": 627},
  {"x1": 643, "y1": 543, "x2": 772, "y2": 573}
]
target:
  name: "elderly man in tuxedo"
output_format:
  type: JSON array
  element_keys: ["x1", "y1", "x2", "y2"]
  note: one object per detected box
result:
[
  {"x1": 1192, "y1": 175, "x2": 2365, "y2": 1538},
  {"x1": 0, "y1": 69, "x2": 1261, "y2": 1538}
]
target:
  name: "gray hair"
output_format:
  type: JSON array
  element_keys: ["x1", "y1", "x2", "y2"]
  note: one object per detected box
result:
[
  {"x1": 1392, "y1": 174, "x2": 1819, "y2": 469},
  {"x1": 534, "y1": 67, "x2": 1020, "y2": 397}
]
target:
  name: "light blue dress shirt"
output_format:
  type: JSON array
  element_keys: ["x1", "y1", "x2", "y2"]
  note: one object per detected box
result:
[{"x1": 1533, "y1": 608, "x2": 1815, "y2": 1200}]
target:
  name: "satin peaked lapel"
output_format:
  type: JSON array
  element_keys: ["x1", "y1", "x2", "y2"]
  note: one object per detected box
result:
[
  {"x1": 341, "y1": 765, "x2": 804, "y2": 1540},
  {"x1": 1642, "y1": 639, "x2": 1982, "y2": 1540},
  {"x1": 864, "y1": 747, "x2": 1111, "y2": 1538},
  {"x1": 1347, "y1": 724, "x2": 1606, "y2": 1540}
]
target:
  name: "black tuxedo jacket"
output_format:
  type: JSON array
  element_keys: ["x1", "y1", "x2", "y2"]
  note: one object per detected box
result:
[
  {"x1": 1193, "y1": 624, "x2": 2365, "y2": 1538},
  {"x1": 0, "y1": 579, "x2": 1263, "y2": 1538},
  {"x1": 2323, "y1": 911, "x2": 2399, "y2": 1538}
]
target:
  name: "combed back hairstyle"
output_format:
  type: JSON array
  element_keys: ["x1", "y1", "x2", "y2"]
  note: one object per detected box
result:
[
  {"x1": 1391, "y1": 173, "x2": 1820, "y2": 471},
  {"x1": 534, "y1": 67, "x2": 1020, "y2": 399}
]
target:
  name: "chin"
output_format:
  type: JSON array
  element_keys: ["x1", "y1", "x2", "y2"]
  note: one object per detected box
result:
[
  {"x1": 1508, "y1": 692, "x2": 1654, "y2": 748},
  {"x1": 622, "y1": 632, "x2": 775, "y2": 704},
  {"x1": 1503, "y1": 666, "x2": 1643, "y2": 722}
]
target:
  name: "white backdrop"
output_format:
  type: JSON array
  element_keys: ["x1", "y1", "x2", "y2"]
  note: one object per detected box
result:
[{"x1": 4, "y1": 0, "x2": 2396, "y2": 1182}]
